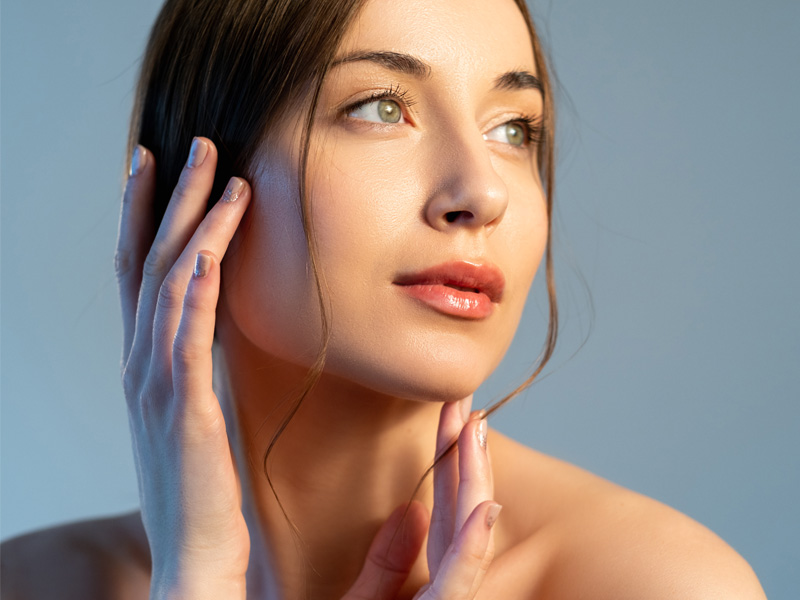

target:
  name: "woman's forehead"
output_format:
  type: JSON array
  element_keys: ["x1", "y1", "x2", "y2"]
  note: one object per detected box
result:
[{"x1": 337, "y1": 0, "x2": 537, "y2": 79}]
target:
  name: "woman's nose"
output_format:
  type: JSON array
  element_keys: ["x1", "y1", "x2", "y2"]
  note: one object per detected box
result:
[{"x1": 424, "y1": 132, "x2": 509, "y2": 234}]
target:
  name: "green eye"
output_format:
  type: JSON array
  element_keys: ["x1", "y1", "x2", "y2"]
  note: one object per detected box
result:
[
  {"x1": 504, "y1": 123, "x2": 525, "y2": 146},
  {"x1": 484, "y1": 121, "x2": 528, "y2": 147},
  {"x1": 377, "y1": 99, "x2": 401, "y2": 123},
  {"x1": 349, "y1": 98, "x2": 404, "y2": 124}
]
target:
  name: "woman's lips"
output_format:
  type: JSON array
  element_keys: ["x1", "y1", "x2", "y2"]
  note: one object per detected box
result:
[{"x1": 393, "y1": 261, "x2": 505, "y2": 320}]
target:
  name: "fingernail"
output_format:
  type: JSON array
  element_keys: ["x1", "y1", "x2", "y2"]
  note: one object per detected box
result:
[
  {"x1": 221, "y1": 177, "x2": 245, "y2": 203},
  {"x1": 194, "y1": 252, "x2": 212, "y2": 278},
  {"x1": 130, "y1": 145, "x2": 146, "y2": 176},
  {"x1": 470, "y1": 409, "x2": 486, "y2": 421},
  {"x1": 476, "y1": 418, "x2": 487, "y2": 451},
  {"x1": 460, "y1": 398, "x2": 471, "y2": 423},
  {"x1": 187, "y1": 137, "x2": 208, "y2": 168},
  {"x1": 486, "y1": 503, "x2": 502, "y2": 529}
]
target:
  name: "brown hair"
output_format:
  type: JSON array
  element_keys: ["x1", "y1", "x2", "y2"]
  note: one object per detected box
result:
[{"x1": 130, "y1": 0, "x2": 557, "y2": 554}]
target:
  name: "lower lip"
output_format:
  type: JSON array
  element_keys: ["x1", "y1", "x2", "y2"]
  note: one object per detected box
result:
[{"x1": 396, "y1": 284, "x2": 495, "y2": 319}]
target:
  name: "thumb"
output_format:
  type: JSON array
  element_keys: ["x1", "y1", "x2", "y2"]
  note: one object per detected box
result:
[{"x1": 343, "y1": 501, "x2": 429, "y2": 600}]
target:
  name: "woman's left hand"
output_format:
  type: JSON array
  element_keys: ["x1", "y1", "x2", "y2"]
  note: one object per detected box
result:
[{"x1": 342, "y1": 397, "x2": 499, "y2": 599}]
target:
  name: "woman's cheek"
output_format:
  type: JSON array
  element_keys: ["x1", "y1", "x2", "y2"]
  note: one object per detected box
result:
[
  {"x1": 220, "y1": 129, "x2": 547, "y2": 399},
  {"x1": 221, "y1": 161, "x2": 326, "y2": 366}
]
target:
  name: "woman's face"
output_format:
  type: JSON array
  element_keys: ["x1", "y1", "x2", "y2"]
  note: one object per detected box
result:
[{"x1": 222, "y1": 0, "x2": 547, "y2": 401}]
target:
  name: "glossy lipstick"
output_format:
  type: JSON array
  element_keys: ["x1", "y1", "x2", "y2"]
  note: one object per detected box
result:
[{"x1": 394, "y1": 261, "x2": 505, "y2": 319}]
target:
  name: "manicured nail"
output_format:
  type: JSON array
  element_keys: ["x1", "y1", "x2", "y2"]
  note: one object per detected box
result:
[
  {"x1": 130, "y1": 145, "x2": 146, "y2": 176},
  {"x1": 221, "y1": 177, "x2": 245, "y2": 203},
  {"x1": 187, "y1": 137, "x2": 208, "y2": 168},
  {"x1": 194, "y1": 253, "x2": 212, "y2": 278},
  {"x1": 486, "y1": 503, "x2": 502, "y2": 529},
  {"x1": 460, "y1": 398, "x2": 471, "y2": 423},
  {"x1": 476, "y1": 418, "x2": 487, "y2": 451}
]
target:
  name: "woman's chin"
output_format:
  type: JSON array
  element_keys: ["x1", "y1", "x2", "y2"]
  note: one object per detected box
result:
[
  {"x1": 323, "y1": 353, "x2": 490, "y2": 404},
  {"x1": 219, "y1": 303, "x2": 501, "y2": 403}
]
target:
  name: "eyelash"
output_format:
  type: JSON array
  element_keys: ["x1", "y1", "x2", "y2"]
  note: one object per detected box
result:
[
  {"x1": 344, "y1": 84, "x2": 418, "y2": 116},
  {"x1": 343, "y1": 85, "x2": 545, "y2": 147}
]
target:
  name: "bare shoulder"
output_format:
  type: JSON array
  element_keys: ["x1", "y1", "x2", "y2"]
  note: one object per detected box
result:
[
  {"x1": 486, "y1": 429, "x2": 767, "y2": 600},
  {"x1": 1, "y1": 511, "x2": 150, "y2": 600}
]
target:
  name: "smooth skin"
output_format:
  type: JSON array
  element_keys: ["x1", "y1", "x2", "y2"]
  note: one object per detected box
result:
[
  {"x1": 2, "y1": 155, "x2": 769, "y2": 596},
  {"x1": 1, "y1": 0, "x2": 767, "y2": 598},
  {"x1": 0, "y1": 143, "x2": 767, "y2": 599},
  {"x1": 1, "y1": 140, "x2": 498, "y2": 600},
  {"x1": 118, "y1": 139, "x2": 500, "y2": 599}
]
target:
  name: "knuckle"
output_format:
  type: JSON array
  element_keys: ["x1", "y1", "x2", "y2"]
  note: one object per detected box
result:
[
  {"x1": 121, "y1": 359, "x2": 157, "y2": 399},
  {"x1": 364, "y1": 551, "x2": 411, "y2": 578},
  {"x1": 457, "y1": 469, "x2": 489, "y2": 488},
  {"x1": 114, "y1": 248, "x2": 135, "y2": 279},
  {"x1": 182, "y1": 287, "x2": 213, "y2": 314},
  {"x1": 478, "y1": 545, "x2": 495, "y2": 572},
  {"x1": 121, "y1": 363, "x2": 142, "y2": 399},
  {"x1": 172, "y1": 334, "x2": 206, "y2": 366},
  {"x1": 157, "y1": 276, "x2": 186, "y2": 311},
  {"x1": 466, "y1": 543, "x2": 488, "y2": 564},
  {"x1": 134, "y1": 378, "x2": 175, "y2": 425},
  {"x1": 142, "y1": 244, "x2": 169, "y2": 280}
]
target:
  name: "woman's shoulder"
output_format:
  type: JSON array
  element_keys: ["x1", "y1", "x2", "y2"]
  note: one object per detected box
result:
[
  {"x1": 487, "y1": 428, "x2": 766, "y2": 599},
  {"x1": 1, "y1": 511, "x2": 150, "y2": 600},
  {"x1": 0, "y1": 442, "x2": 768, "y2": 600}
]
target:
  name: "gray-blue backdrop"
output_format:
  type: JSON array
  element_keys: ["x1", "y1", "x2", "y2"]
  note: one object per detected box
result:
[{"x1": 2, "y1": 0, "x2": 798, "y2": 596}]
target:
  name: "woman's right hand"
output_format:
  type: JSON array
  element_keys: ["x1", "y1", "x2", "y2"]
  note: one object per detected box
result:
[{"x1": 116, "y1": 138, "x2": 252, "y2": 599}]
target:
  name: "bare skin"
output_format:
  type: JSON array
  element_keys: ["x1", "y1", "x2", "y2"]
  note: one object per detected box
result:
[
  {"x1": 0, "y1": 0, "x2": 767, "y2": 598},
  {"x1": 1, "y1": 431, "x2": 765, "y2": 599}
]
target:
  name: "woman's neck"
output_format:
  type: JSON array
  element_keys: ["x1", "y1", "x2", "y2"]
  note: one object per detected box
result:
[{"x1": 216, "y1": 319, "x2": 442, "y2": 599}]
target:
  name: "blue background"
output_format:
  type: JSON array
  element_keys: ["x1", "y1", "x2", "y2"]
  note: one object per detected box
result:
[{"x1": 2, "y1": 1, "x2": 798, "y2": 596}]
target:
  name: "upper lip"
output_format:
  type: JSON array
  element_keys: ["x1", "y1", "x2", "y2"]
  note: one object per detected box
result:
[{"x1": 394, "y1": 261, "x2": 505, "y2": 303}]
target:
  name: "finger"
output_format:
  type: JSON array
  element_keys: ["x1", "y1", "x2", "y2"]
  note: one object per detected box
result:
[
  {"x1": 128, "y1": 137, "x2": 217, "y2": 367},
  {"x1": 428, "y1": 396, "x2": 471, "y2": 579},
  {"x1": 454, "y1": 415, "x2": 493, "y2": 538},
  {"x1": 344, "y1": 501, "x2": 428, "y2": 600},
  {"x1": 172, "y1": 251, "x2": 241, "y2": 513},
  {"x1": 170, "y1": 251, "x2": 219, "y2": 402},
  {"x1": 419, "y1": 501, "x2": 501, "y2": 600},
  {"x1": 116, "y1": 145, "x2": 156, "y2": 363},
  {"x1": 151, "y1": 176, "x2": 250, "y2": 379}
]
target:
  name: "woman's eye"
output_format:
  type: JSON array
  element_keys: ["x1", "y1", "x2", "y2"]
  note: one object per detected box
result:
[
  {"x1": 348, "y1": 98, "x2": 405, "y2": 124},
  {"x1": 484, "y1": 122, "x2": 527, "y2": 147}
]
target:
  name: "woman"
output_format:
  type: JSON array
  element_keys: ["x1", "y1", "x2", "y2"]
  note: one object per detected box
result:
[{"x1": 2, "y1": 0, "x2": 767, "y2": 598}]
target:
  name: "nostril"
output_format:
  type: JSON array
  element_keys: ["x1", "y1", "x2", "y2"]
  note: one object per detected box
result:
[{"x1": 445, "y1": 210, "x2": 473, "y2": 223}]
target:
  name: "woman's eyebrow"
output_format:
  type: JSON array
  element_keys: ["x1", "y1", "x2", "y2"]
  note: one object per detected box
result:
[
  {"x1": 330, "y1": 51, "x2": 542, "y2": 95},
  {"x1": 493, "y1": 70, "x2": 543, "y2": 94},
  {"x1": 331, "y1": 51, "x2": 432, "y2": 79}
]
